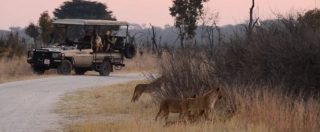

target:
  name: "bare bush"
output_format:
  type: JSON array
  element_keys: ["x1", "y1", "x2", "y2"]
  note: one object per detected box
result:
[
  {"x1": 0, "y1": 32, "x2": 27, "y2": 58},
  {"x1": 155, "y1": 49, "x2": 218, "y2": 100},
  {"x1": 211, "y1": 15, "x2": 320, "y2": 95}
]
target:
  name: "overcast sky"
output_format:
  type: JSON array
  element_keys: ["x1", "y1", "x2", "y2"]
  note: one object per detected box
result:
[{"x1": 0, "y1": 0, "x2": 316, "y2": 30}]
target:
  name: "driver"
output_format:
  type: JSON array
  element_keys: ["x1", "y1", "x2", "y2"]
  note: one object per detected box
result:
[{"x1": 103, "y1": 30, "x2": 117, "y2": 52}]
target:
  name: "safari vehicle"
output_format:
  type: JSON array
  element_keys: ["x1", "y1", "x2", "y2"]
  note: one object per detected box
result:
[{"x1": 27, "y1": 19, "x2": 136, "y2": 76}]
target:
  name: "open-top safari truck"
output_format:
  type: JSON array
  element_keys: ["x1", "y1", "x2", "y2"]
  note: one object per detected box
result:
[{"x1": 27, "y1": 19, "x2": 136, "y2": 76}]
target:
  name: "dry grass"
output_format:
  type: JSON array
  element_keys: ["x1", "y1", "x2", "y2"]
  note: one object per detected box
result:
[
  {"x1": 114, "y1": 53, "x2": 159, "y2": 73},
  {"x1": 0, "y1": 57, "x2": 41, "y2": 83},
  {"x1": 230, "y1": 87, "x2": 320, "y2": 132},
  {"x1": 0, "y1": 57, "x2": 56, "y2": 83},
  {"x1": 57, "y1": 81, "x2": 320, "y2": 132}
]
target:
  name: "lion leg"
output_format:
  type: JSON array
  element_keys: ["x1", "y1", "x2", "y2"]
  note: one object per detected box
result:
[
  {"x1": 179, "y1": 109, "x2": 189, "y2": 123},
  {"x1": 204, "y1": 109, "x2": 213, "y2": 121},
  {"x1": 163, "y1": 110, "x2": 169, "y2": 121},
  {"x1": 131, "y1": 89, "x2": 138, "y2": 102},
  {"x1": 131, "y1": 85, "x2": 146, "y2": 102},
  {"x1": 155, "y1": 107, "x2": 163, "y2": 121},
  {"x1": 178, "y1": 112, "x2": 185, "y2": 122},
  {"x1": 135, "y1": 91, "x2": 143, "y2": 102}
]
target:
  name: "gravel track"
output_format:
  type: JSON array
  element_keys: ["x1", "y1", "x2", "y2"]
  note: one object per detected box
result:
[{"x1": 0, "y1": 73, "x2": 144, "y2": 132}]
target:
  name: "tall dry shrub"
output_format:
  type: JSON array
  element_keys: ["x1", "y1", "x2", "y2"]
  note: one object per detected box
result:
[
  {"x1": 0, "y1": 57, "x2": 33, "y2": 83},
  {"x1": 210, "y1": 16, "x2": 320, "y2": 96},
  {"x1": 231, "y1": 85, "x2": 320, "y2": 132},
  {"x1": 155, "y1": 49, "x2": 218, "y2": 100}
]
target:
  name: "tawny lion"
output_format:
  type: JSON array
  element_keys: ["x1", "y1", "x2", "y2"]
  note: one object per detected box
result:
[
  {"x1": 155, "y1": 88, "x2": 222, "y2": 122},
  {"x1": 131, "y1": 84, "x2": 154, "y2": 102},
  {"x1": 154, "y1": 98, "x2": 190, "y2": 122},
  {"x1": 187, "y1": 88, "x2": 222, "y2": 121},
  {"x1": 131, "y1": 77, "x2": 164, "y2": 102}
]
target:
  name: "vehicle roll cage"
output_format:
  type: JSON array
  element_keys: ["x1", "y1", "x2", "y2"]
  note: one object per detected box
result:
[{"x1": 52, "y1": 19, "x2": 130, "y2": 44}]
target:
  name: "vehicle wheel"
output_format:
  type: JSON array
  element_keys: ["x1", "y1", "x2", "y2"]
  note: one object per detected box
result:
[
  {"x1": 57, "y1": 60, "x2": 72, "y2": 75},
  {"x1": 124, "y1": 43, "x2": 136, "y2": 59},
  {"x1": 99, "y1": 60, "x2": 111, "y2": 76},
  {"x1": 74, "y1": 68, "x2": 87, "y2": 75},
  {"x1": 32, "y1": 67, "x2": 45, "y2": 75}
]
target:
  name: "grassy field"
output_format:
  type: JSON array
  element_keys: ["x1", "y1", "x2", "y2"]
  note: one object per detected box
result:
[
  {"x1": 56, "y1": 80, "x2": 320, "y2": 132},
  {"x1": 114, "y1": 53, "x2": 159, "y2": 73}
]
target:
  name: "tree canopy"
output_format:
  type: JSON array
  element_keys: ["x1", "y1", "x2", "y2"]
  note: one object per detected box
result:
[
  {"x1": 170, "y1": 0, "x2": 209, "y2": 38},
  {"x1": 53, "y1": 0, "x2": 116, "y2": 20},
  {"x1": 298, "y1": 9, "x2": 320, "y2": 29},
  {"x1": 38, "y1": 11, "x2": 53, "y2": 43},
  {"x1": 169, "y1": 0, "x2": 209, "y2": 48},
  {"x1": 25, "y1": 23, "x2": 40, "y2": 48}
]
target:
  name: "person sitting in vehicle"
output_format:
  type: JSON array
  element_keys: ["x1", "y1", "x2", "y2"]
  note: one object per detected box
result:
[
  {"x1": 79, "y1": 31, "x2": 92, "y2": 49},
  {"x1": 92, "y1": 32, "x2": 103, "y2": 53},
  {"x1": 103, "y1": 30, "x2": 117, "y2": 52},
  {"x1": 65, "y1": 37, "x2": 74, "y2": 46}
]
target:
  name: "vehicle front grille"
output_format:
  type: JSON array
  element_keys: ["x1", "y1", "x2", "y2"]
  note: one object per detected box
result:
[{"x1": 32, "y1": 51, "x2": 51, "y2": 65}]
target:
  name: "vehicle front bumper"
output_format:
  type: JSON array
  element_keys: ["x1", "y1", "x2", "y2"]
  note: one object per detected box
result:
[{"x1": 27, "y1": 57, "x2": 62, "y2": 69}]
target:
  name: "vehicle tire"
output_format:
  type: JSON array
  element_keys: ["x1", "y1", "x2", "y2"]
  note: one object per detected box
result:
[
  {"x1": 57, "y1": 60, "x2": 72, "y2": 75},
  {"x1": 74, "y1": 68, "x2": 87, "y2": 75},
  {"x1": 124, "y1": 43, "x2": 136, "y2": 59},
  {"x1": 32, "y1": 67, "x2": 45, "y2": 75},
  {"x1": 99, "y1": 60, "x2": 111, "y2": 76}
]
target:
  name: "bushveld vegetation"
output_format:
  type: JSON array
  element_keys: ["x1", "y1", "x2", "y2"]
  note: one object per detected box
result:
[
  {"x1": 0, "y1": 57, "x2": 34, "y2": 83},
  {"x1": 154, "y1": 10, "x2": 320, "y2": 131},
  {"x1": 1, "y1": 0, "x2": 320, "y2": 130},
  {"x1": 0, "y1": 32, "x2": 27, "y2": 58},
  {"x1": 0, "y1": 33, "x2": 36, "y2": 83},
  {"x1": 60, "y1": 10, "x2": 320, "y2": 132}
]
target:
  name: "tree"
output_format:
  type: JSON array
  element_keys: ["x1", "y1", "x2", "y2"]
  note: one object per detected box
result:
[
  {"x1": 25, "y1": 23, "x2": 40, "y2": 48},
  {"x1": 298, "y1": 9, "x2": 320, "y2": 30},
  {"x1": 53, "y1": 0, "x2": 116, "y2": 20},
  {"x1": 199, "y1": 9, "x2": 220, "y2": 52},
  {"x1": 38, "y1": 11, "x2": 53, "y2": 44},
  {"x1": 246, "y1": 0, "x2": 259, "y2": 37},
  {"x1": 169, "y1": 0, "x2": 209, "y2": 48},
  {"x1": 53, "y1": 0, "x2": 117, "y2": 39}
]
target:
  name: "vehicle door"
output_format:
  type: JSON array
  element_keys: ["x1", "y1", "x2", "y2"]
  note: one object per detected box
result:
[{"x1": 73, "y1": 49, "x2": 93, "y2": 67}]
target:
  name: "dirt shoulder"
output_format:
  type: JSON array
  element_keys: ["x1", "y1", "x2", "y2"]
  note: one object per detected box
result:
[{"x1": 0, "y1": 73, "x2": 144, "y2": 132}]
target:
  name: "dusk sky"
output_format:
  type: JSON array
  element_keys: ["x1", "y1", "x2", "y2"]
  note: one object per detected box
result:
[{"x1": 0, "y1": 0, "x2": 316, "y2": 30}]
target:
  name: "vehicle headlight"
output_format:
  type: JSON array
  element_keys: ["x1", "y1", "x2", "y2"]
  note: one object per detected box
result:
[{"x1": 52, "y1": 53, "x2": 62, "y2": 58}]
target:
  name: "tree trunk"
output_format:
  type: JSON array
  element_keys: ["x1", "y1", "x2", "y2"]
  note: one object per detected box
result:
[
  {"x1": 33, "y1": 38, "x2": 37, "y2": 49},
  {"x1": 180, "y1": 35, "x2": 184, "y2": 49}
]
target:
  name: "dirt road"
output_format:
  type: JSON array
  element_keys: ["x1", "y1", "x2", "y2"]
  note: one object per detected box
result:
[{"x1": 0, "y1": 73, "x2": 144, "y2": 132}]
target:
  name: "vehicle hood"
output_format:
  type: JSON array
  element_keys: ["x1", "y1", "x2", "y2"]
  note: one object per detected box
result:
[
  {"x1": 40, "y1": 47, "x2": 63, "y2": 52},
  {"x1": 35, "y1": 46, "x2": 76, "y2": 52}
]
